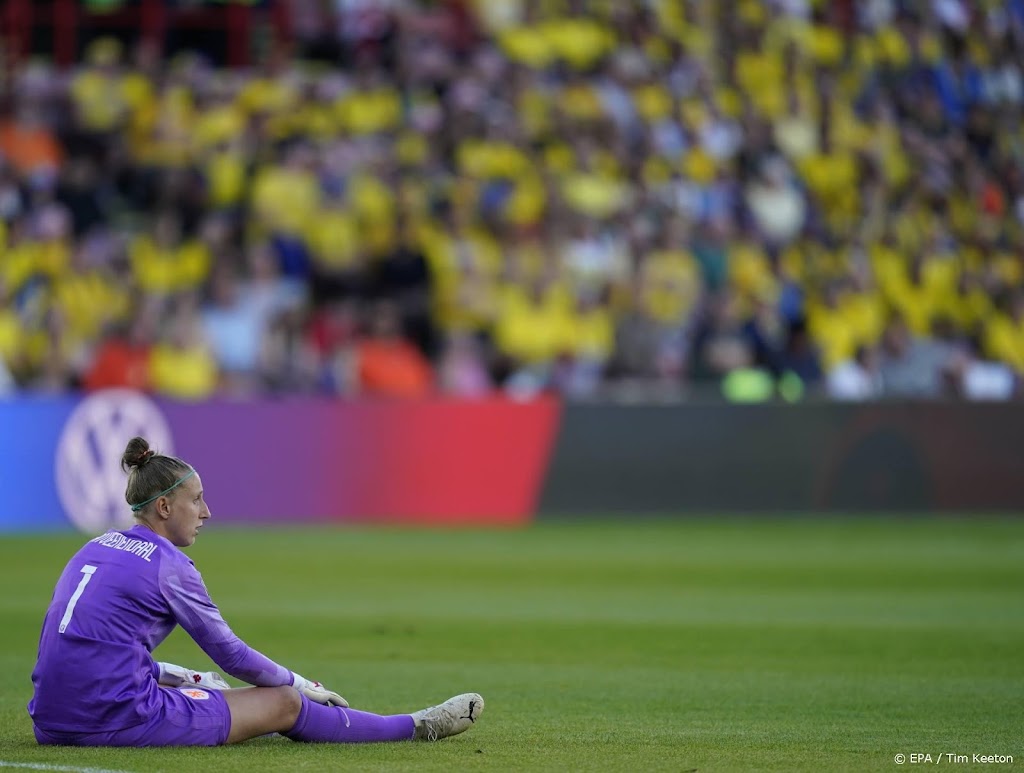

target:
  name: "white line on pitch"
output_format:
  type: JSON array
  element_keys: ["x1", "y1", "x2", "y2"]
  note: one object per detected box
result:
[{"x1": 0, "y1": 762, "x2": 138, "y2": 773}]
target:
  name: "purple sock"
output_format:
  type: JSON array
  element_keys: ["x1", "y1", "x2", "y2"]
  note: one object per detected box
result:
[{"x1": 284, "y1": 694, "x2": 416, "y2": 744}]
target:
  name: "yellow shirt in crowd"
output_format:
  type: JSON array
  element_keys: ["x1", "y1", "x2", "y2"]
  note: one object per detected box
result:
[{"x1": 149, "y1": 342, "x2": 218, "y2": 401}]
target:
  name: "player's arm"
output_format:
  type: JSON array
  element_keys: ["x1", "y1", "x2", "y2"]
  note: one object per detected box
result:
[{"x1": 159, "y1": 560, "x2": 348, "y2": 706}]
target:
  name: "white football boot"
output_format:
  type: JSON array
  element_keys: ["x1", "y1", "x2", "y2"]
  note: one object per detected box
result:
[{"x1": 411, "y1": 693, "x2": 484, "y2": 741}]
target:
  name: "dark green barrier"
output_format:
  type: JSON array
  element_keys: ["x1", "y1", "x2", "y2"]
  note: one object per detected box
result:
[{"x1": 538, "y1": 403, "x2": 1024, "y2": 514}]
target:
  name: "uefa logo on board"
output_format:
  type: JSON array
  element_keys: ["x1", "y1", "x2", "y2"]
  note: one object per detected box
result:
[{"x1": 54, "y1": 390, "x2": 174, "y2": 534}]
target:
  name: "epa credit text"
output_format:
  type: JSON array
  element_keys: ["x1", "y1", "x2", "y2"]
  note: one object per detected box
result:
[{"x1": 894, "y1": 753, "x2": 1014, "y2": 764}]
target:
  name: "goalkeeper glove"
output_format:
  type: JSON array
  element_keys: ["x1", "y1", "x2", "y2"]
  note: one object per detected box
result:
[
  {"x1": 157, "y1": 661, "x2": 230, "y2": 690},
  {"x1": 291, "y1": 672, "x2": 348, "y2": 707}
]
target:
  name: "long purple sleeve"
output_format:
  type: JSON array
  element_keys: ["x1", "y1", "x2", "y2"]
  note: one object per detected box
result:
[{"x1": 158, "y1": 550, "x2": 292, "y2": 687}]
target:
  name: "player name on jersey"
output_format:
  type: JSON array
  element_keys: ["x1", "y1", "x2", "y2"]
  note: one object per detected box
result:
[{"x1": 90, "y1": 532, "x2": 158, "y2": 562}]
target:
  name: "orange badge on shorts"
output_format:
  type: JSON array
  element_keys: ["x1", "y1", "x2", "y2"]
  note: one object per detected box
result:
[{"x1": 180, "y1": 688, "x2": 210, "y2": 700}]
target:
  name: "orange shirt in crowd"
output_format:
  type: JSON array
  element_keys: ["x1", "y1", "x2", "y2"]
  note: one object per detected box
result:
[
  {"x1": 0, "y1": 122, "x2": 63, "y2": 175},
  {"x1": 356, "y1": 339, "x2": 433, "y2": 398},
  {"x1": 82, "y1": 339, "x2": 150, "y2": 392}
]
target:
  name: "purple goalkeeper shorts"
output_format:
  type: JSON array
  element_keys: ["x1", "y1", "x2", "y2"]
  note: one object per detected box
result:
[{"x1": 34, "y1": 686, "x2": 231, "y2": 747}]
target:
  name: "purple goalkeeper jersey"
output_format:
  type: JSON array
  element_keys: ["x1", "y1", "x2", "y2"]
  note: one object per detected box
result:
[{"x1": 29, "y1": 524, "x2": 292, "y2": 733}]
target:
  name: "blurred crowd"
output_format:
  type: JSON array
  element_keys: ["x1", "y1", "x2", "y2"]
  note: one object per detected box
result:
[{"x1": 2, "y1": 0, "x2": 1024, "y2": 401}]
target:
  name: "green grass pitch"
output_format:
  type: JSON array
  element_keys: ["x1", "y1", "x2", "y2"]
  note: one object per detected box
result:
[{"x1": 0, "y1": 518, "x2": 1021, "y2": 772}]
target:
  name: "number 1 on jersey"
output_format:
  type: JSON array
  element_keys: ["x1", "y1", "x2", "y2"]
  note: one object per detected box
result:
[{"x1": 59, "y1": 564, "x2": 97, "y2": 634}]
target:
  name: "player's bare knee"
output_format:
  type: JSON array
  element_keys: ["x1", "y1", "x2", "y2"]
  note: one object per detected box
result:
[{"x1": 278, "y1": 685, "x2": 302, "y2": 725}]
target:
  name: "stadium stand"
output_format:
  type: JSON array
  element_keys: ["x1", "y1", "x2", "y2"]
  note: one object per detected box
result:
[{"x1": 0, "y1": 0, "x2": 1022, "y2": 401}]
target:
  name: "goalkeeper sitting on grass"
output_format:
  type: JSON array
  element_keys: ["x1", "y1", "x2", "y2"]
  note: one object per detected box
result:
[{"x1": 28, "y1": 436, "x2": 483, "y2": 747}]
